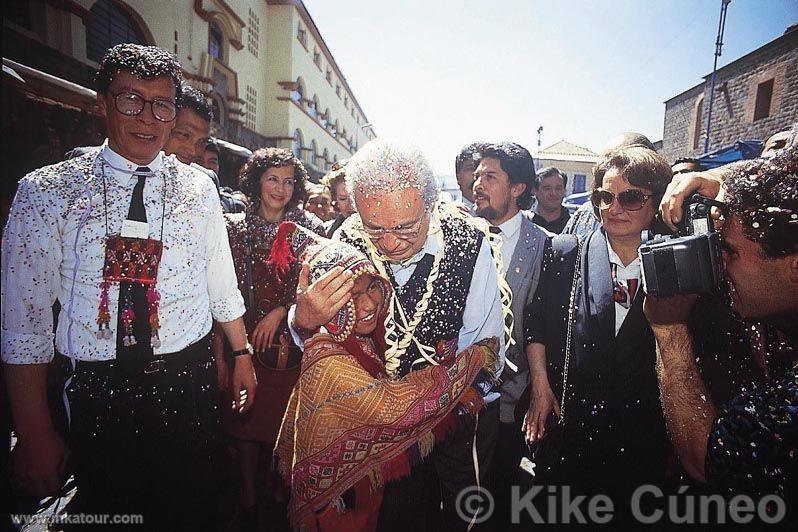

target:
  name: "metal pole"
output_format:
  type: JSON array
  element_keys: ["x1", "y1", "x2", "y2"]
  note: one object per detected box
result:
[
  {"x1": 703, "y1": 0, "x2": 731, "y2": 154},
  {"x1": 536, "y1": 126, "x2": 543, "y2": 168}
]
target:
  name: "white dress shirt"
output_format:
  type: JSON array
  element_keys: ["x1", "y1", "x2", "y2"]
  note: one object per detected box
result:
[
  {"x1": 490, "y1": 210, "x2": 523, "y2": 275},
  {"x1": 606, "y1": 239, "x2": 641, "y2": 335},
  {"x1": 1, "y1": 141, "x2": 245, "y2": 364}
]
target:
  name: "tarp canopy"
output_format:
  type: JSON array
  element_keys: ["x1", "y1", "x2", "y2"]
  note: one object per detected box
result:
[{"x1": 696, "y1": 140, "x2": 763, "y2": 169}]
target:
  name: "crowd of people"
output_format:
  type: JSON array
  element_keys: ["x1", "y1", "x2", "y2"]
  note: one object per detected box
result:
[{"x1": 1, "y1": 43, "x2": 796, "y2": 532}]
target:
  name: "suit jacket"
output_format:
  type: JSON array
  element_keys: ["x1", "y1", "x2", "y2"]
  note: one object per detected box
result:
[
  {"x1": 525, "y1": 229, "x2": 668, "y2": 487},
  {"x1": 498, "y1": 211, "x2": 550, "y2": 423}
]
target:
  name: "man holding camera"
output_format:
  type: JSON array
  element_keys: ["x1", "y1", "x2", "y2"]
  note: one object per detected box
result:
[{"x1": 645, "y1": 144, "x2": 797, "y2": 523}]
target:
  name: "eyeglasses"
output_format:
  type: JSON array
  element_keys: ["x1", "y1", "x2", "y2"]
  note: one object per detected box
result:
[
  {"x1": 362, "y1": 210, "x2": 429, "y2": 241},
  {"x1": 591, "y1": 188, "x2": 654, "y2": 211},
  {"x1": 112, "y1": 91, "x2": 177, "y2": 122}
]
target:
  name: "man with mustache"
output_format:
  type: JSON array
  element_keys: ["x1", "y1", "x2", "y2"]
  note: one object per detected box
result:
[{"x1": 473, "y1": 142, "x2": 551, "y2": 529}]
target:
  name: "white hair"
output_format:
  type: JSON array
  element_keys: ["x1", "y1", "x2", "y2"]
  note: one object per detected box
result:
[{"x1": 345, "y1": 138, "x2": 439, "y2": 207}]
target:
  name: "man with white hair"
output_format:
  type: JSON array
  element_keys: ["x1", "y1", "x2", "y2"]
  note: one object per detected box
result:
[{"x1": 291, "y1": 139, "x2": 508, "y2": 531}]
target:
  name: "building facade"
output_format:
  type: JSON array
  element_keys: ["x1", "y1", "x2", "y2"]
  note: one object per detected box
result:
[
  {"x1": 536, "y1": 140, "x2": 599, "y2": 196},
  {"x1": 661, "y1": 24, "x2": 797, "y2": 163},
  {"x1": 2, "y1": 0, "x2": 375, "y2": 188}
]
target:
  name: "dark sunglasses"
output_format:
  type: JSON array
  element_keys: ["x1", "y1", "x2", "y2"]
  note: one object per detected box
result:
[{"x1": 591, "y1": 188, "x2": 654, "y2": 211}]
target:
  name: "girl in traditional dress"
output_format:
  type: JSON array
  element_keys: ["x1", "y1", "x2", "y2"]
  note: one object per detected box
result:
[{"x1": 271, "y1": 222, "x2": 499, "y2": 532}]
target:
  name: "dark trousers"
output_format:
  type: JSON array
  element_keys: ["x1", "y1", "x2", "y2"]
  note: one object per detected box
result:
[
  {"x1": 63, "y1": 335, "x2": 221, "y2": 531},
  {"x1": 487, "y1": 419, "x2": 525, "y2": 532},
  {"x1": 377, "y1": 400, "x2": 500, "y2": 532}
]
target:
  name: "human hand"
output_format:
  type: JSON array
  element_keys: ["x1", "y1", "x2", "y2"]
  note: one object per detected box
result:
[
  {"x1": 252, "y1": 306, "x2": 287, "y2": 352},
  {"x1": 231, "y1": 355, "x2": 257, "y2": 414},
  {"x1": 660, "y1": 170, "x2": 726, "y2": 232},
  {"x1": 523, "y1": 380, "x2": 560, "y2": 445},
  {"x1": 643, "y1": 293, "x2": 698, "y2": 330},
  {"x1": 294, "y1": 264, "x2": 353, "y2": 332},
  {"x1": 11, "y1": 428, "x2": 69, "y2": 498}
]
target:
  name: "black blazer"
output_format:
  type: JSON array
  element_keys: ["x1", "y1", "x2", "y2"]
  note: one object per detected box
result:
[{"x1": 525, "y1": 229, "x2": 668, "y2": 487}]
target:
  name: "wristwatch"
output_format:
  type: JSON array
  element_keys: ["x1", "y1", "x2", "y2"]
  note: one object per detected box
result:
[{"x1": 232, "y1": 343, "x2": 254, "y2": 358}]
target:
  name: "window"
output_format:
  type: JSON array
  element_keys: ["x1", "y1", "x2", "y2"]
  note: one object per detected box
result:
[
  {"x1": 297, "y1": 23, "x2": 307, "y2": 48},
  {"x1": 573, "y1": 174, "x2": 587, "y2": 193},
  {"x1": 291, "y1": 78, "x2": 304, "y2": 103},
  {"x1": 245, "y1": 86, "x2": 257, "y2": 130},
  {"x1": 308, "y1": 95, "x2": 318, "y2": 118},
  {"x1": 753, "y1": 78, "x2": 774, "y2": 121},
  {"x1": 322, "y1": 148, "x2": 329, "y2": 171},
  {"x1": 313, "y1": 48, "x2": 321, "y2": 69},
  {"x1": 247, "y1": 8, "x2": 259, "y2": 57},
  {"x1": 325, "y1": 68, "x2": 332, "y2": 84},
  {"x1": 87, "y1": 0, "x2": 147, "y2": 63},
  {"x1": 335, "y1": 83, "x2": 341, "y2": 98},
  {"x1": 344, "y1": 95, "x2": 348, "y2": 109},
  {"x1": 693, "y1": 97, "x2": 704, "y2": 150},
  {"x1": 310, "y1": 141, "x2": 318, "y2": 168},
  {"x1": 293, "y1": 129, "x2": 303, "y2": 159},
  {"x1": 209, "y1": 23, "x2": 224, "y2": 60}
]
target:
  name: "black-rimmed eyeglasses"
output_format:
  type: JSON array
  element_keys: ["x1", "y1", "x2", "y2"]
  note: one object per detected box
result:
[{"x1": 112, "y1": 91, "x2": 177, "y2": 122}]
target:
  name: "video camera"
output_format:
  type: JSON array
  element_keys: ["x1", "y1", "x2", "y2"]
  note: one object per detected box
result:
[{"x1": 639, "y1": 195, "x2": 727, "y2": 297}]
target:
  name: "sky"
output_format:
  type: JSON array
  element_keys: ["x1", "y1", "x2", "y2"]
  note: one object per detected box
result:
[{"x1": 303, "y1": 0, "x2": 797, "y2": 177}]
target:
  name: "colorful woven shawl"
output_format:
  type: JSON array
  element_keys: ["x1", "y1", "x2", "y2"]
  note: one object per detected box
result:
[{"x1": 275, "y1": 334, "x2": 497, "y2": 531}]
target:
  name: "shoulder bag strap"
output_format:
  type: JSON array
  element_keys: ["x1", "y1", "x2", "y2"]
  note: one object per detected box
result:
[{"x1": 558, "y1": 235, "x2": 583, "y2": 427}]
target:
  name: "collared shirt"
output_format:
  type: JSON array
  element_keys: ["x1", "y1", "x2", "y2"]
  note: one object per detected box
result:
[
  {"x1": 490, "y1": 210, "x2": 523, "y2": 275},
  {"x1": 1, "y1": 141, "x2": 245, "y2": 364},
  {"x1": 606, "y1": 238, "x2": 641, "y2": 335},
  {"x1": 290, "y1": 219, "x2": 506, "y2": 400},
  {"x1": 532, "y1": 206, "x2": 571, "y2": 234}
]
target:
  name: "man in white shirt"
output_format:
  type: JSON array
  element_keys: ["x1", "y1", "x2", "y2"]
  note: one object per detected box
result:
[
  {"x1": 1, "y1": 44, "x2": 255, "y2": 528},
  {"x1": 291, "y1": 139, "x2": 507, "y2": 531},
  {"x1": 473, "y1": 142, "x2": 550, "y2": 529}
]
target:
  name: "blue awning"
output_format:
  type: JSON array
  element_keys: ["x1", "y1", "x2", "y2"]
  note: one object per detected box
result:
[{"x1": 697, "y1": 140, "x2": 763, "y2": 169}]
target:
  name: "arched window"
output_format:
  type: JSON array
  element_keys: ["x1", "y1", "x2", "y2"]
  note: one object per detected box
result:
[
  {"x1": 293, "y1": 129, "x2": 303, "y2": 159},
  {"x1": 209, "y1": 23, "x2": 224, "y2": 60},
  {"x1": 291, "y1": 78, "x2": 305, "y2": 103},
  {"x1": 211, "y1": 95, "x2": 228, "y2": 129},
  {"x1": 310, "y1": 140, "x2": 318, "y2": 168},
  {"x1": 322, "y1": 148, "x2": 329, "y2": 171},
  {"x1": 308, "y1": 95, "x2": 318, "y2": 118},
  {"x1": 86, "y1": 0, "x2": 148, "y2": 63}
]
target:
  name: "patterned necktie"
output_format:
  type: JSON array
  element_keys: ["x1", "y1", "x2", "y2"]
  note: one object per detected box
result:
[
  {"x1": 116, "y1": 167, "x2": 153, "y2": 354},
  {"x1": 611, "y1": 263, "x2": 639, "y2": 309}
]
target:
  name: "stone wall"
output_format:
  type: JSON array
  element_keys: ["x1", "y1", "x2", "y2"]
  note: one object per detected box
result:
[{"x1": 661, "y1": 28, "x2": 797, "y2": 163}]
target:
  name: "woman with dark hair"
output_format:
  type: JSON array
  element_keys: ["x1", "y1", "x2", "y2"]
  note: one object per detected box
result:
[
  {"x1": 214, "y1": 147, "x2": 324, "y2": 526},
  {"x1": 523, "y1": 145, "x2": 674, "y2": 525}
]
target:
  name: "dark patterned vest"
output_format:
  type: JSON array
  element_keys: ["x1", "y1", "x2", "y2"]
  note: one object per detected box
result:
[{"x1": 340, "y1": 208, "x2": 482, "y2": 377}]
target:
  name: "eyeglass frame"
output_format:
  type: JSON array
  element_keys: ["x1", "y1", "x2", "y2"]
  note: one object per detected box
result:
[
  {"x1": 361, "y1": 207, "x2": 431, "y2": 241},
  {"x1": 111, "y1": 91, "x2": 177, "y2": 122},
  {"x1": 591, "y1": 188, "x2": 654, "y2": 212}
]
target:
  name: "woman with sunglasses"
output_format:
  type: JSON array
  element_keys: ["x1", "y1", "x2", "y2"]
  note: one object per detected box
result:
[{"x1": 523, "y1": 145, "x2": 673, "y2": 524}]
